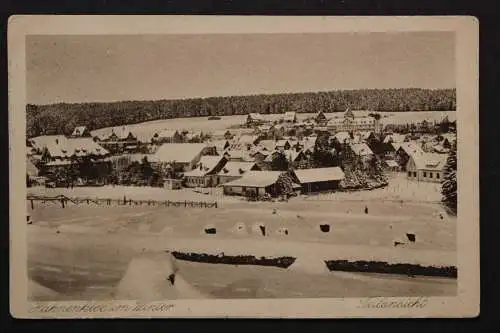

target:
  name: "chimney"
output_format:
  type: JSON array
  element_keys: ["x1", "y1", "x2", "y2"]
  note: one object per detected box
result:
[{"x1": 55, "y1": 138, "x2": 59, "y2": 145}]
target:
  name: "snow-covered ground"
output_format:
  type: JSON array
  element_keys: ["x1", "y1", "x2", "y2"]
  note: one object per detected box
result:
[
  {"x1": 90, "y1": 111, "x2": 456, "y2": 137},
  {"x1": 27, "y1": 170, "x2": 455, "y2": 300}
]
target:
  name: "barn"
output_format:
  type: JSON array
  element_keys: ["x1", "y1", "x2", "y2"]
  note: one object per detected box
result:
[{"x1": 293, "y1": 167, "x2": 345, "y2": 193}]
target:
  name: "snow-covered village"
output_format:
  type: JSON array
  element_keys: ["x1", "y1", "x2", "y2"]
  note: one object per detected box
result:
[{"x1": 24, "y1": 33, "x2": 459, "y2": 301}]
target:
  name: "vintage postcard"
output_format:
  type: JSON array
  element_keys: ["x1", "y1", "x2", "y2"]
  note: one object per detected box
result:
[{"x1": 9, "y1": 15, "x2": 479, "y2": 318}]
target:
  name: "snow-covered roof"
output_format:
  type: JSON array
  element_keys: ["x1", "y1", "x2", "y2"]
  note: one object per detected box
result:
[
  {"x1": 333, "y1": 132, "x2": 351, "y2": 143},
  {"x1": 349, "y1": 143, "x2": 373, "y2": 156},
  {"x1": 45, "y1": 138, "x2": 109, "y2": 158},
  {"x1": 411, "y1": 153, "x2": 448, "y2": 171},
  {"x1": 275, "y1": 139, "x2": 289, "y2": 147},
  {"x1": 217, "y1": 161, "x2": 257, "y2": 177},
  {"x1": 151, "y1": 143, "x2": 206, "y2": 164},
  {"x1": 29, "y1": 135, "x2": 68, "y2": 150},
  {"x1": 248, "y1": 113, "x2": 265, "y2": 121},
  {"x1": 186, "y1": 155, "x2": 225, "y2": 174},
  {"x1": 222, "y1": 171, "x2": 283, "y2": 187},
  {"x1": 258, "y1": 140, "x2": 276, "y2": 151},
  {"x1": 383, "y1": 133, "x2": 407, "y2": 144},
  {"x1": 385, "y1": 159, "x2": 399, "y2": 168},
  {"x1": 398, "y1": 142, "x2": 424, "y2": 157},
  {"x1": 71, "y1": 126, "x2": 88, "y2": 137},
  {"x1": 294, "y1": 167, "x2": 345, "y2": 184},
  {"x1": 237, "y1": 135, "x2": 259, "y2": 145}
]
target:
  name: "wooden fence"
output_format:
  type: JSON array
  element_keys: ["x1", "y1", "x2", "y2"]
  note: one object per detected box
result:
[{"x1": 27, "y1": 195, "x2": 218, "y2": 209}]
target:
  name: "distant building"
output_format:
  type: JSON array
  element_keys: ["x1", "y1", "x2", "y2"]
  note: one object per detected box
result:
[
  {"x1": 94, "y1": 127, "x2": 139, "y2": 154},
  {"x1": 406, "y1": 153, "x2": 448, "y2": 183},
  {"x1": 326, "y1": 109, "x2": 378, "y2": 133},
  {"x1": 315, "y1": 111, "x2": 328, "y2": 125},
  {"x1": 347, "y1": 143, "x2": 374, "y2": 166},
  {"x1": 152, "y1": 129, "x2": 183, "y2": 144},
  {"x1": 70, "y1": 126, "x2": 92, "y2": 138},
  {"x1": 246, "y1": 113, "x2": 266, "y2": 127},
  {"x1": 283, "y1": 112, "x2": 297, "y2": 123}
]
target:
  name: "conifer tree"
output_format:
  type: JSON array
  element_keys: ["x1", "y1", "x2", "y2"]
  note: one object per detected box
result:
[{"x1": 441, "y1": 141, "x2": 457, "y2": 214}]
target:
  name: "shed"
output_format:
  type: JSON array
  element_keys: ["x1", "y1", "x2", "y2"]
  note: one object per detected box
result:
[{"x1": 293, "y1": 167, "x2": 345, "y2": 193}]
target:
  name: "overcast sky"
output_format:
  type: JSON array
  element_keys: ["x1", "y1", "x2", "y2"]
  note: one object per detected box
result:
[{"x1": 26, "y1": 32, "x2": 455, "y2": 105}]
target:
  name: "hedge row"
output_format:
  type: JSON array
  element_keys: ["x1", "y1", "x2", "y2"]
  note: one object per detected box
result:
[
  {"x1": 325, "y1": 260, "x2": 457, "y2": 278},
  {"x1": 171, "y1": 251, "x2": 296, "y2": 268}
]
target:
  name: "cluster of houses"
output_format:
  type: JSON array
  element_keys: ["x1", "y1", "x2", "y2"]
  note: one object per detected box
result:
[{"x1": 26, "y1": 109, "x2": 456, "y2": 195}]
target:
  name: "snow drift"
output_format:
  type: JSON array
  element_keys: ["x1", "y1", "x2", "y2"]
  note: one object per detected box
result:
[{"x1": 114, "y1": 251, "x2": 209, "y2": 301}]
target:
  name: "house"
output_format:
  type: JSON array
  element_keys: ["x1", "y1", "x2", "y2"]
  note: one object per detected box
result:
[
  {"x1": 315, "y1": 110, "x2": 328, "y2": 125},
  {"x1": 246, "y1": 113, "x2": 266, "y2": 127},
  {"x1": 406, "y1": 153, "x2": 448, "y2": 183},
  {"x1": 395, "y1": 142, "x2": 425, "y2": 171},
  {"x1": 326, "y1": 108, "x2": 377, "y2": 132},
  {"x1": 222, "y1": 171, "x2": 283, "y2": 197},
  {"x1": 44, "y1": 137, "x2": 109, "y2": 161},
  {"x1": 283, "y1": 112, "x2": 297, "y2": 123},
  {"x1": 152, "y1": 129, "x2": 183, "y2": 144},
  {"x1": 348, "y1": 143, "x2": 374, "y2": 166},
  {"x1": 39, "y1": 138, "x2": 110, "y2": 178},
  {"x1": 184, "y1": 155, "x2": 228, "y2": 188},
  {"x1": 70, "y1": 126, "x2": 91, "y2": 138},
  {"x1": 150, "y1": 143, "x2": 208, "y2": 172},
  {"x1": 293, "y1": 167, "x2": 345, "y2": 193},
  {"x1": 94, "y1": 127, "x2": 139, "y2": 153},
  {"x1": 216, "y1": 161, "x2": 261, "y2": 185},
  {"x1": 284, "y1": 150, "x2": 307, "y2": 167}
]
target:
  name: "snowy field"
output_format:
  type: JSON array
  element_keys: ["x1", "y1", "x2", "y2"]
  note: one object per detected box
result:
[
  {"x1": 27, "y1": 170, "x2": 455, "y2": 300},
  {"x1": 90, "y1": 111, "x2": 456, "y2": 137}
]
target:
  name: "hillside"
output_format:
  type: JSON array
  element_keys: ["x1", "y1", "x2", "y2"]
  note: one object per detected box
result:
[{"x1": 26, "y1": 88, "x2": 456, "y2": 137}]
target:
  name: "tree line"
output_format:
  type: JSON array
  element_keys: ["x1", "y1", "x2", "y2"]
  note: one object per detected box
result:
[{"x1": 26, "y1": 88, "x2": 456, "y2": 137}]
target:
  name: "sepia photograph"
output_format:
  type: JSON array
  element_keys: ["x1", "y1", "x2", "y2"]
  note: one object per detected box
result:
[{"x1": 9, "y1": 16, "x2": 479, "y2": 318}]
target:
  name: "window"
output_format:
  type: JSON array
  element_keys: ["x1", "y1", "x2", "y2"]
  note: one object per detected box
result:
[
  {"x1": 423, "y1": 172, "x2": 427, "y2": 177},
  {"x1": 429, "y1": 172, "x2": 433, "y2": 178},
  {"x1": 408, "y1": 171, "x2": 412, "y2": 177},
  {"x1": 413, "y1": 172, "x2": 417, "y2": 177},
  {"x1": 437, "y1": 173, "x2": 440, "y2": 179}
]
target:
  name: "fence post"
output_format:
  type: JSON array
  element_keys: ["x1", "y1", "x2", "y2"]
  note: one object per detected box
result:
[
  {"x1": 184, "y1": 200, "x2": 187, "y2": 207},
  {"x1": 30, "y1": 199, "x2": 34, "y2": 210},
  {"x1": 214, "y1": 201, "x2": 217, "y2": 208},
  {"x1": 87, "y1": 199, "x2": 90, "y2": 205},
  {"x1": 123, "y1": 196, "x2": 126, "y2": 205},
  {"x1": 61, "y1": 199, "x2": 65, "y2": 209}
]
